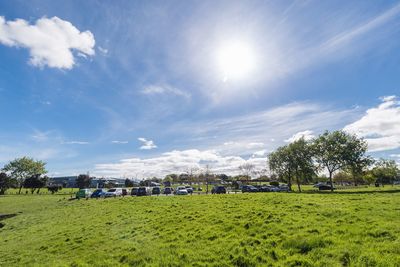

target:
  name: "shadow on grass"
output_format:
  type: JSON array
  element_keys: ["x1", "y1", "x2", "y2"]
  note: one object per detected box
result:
[{"x1": 300, "y1": 189, "x2": 400, "y2": 195}]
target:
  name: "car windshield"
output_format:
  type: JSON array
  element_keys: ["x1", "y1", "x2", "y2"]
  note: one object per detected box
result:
[{"x1": 108, "y1": 189, "x2": 116, "y2": 192}]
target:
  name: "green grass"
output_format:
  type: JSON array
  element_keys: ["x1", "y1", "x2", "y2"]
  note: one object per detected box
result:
[{"x1": 1, "y1": 188, "x2": 400, "y2": 266}]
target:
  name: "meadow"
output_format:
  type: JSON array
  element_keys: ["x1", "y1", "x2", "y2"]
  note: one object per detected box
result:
[{"x1": 1, "y1": 188, "x2": 400, "y2": 266}]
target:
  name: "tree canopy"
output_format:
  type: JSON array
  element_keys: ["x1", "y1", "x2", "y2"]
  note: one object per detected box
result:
[{"x1": 2, "y1": 157, "x2": 47, "y2": 194}]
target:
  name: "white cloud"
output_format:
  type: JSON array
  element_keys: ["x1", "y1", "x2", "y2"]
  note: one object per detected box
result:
[
  {"x1": 0, "y1": 16, "x2": 95, "y2": 69},
  {"x1": 344, "y1": 96, "x2": 400, "y2": 152},
  {"x1": 62, "y1": 141, "x2": 89, "y2": 145},
  {"x1": 252, "y1": 150, "x2": 267, "y2": 158},
  {"x1": 95, "y1": 149, "x2": 268, "y2": 178},
  {"x1": 138, "y1": 137, "x2": 157, "y2": 150},
  {"x1": 111, "y1": 140, "x2": 128, "y2": 144},
  {"x1": 98, "y1": 46, "x2": 108, "y2": 55},
  {"x1": 285, "y1": 130, "x2": 315, "y2": 143},
  {"x1": 141, "y1": 84, "x2": 191, "y2": 99},
  {"x1": 31, "y1": 130, "x2": 52, "y2": 142}
]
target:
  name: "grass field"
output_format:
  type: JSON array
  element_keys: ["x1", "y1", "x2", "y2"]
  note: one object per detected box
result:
[{"x1": 1, "y1": 188, "x2": 400, "y2": 266}]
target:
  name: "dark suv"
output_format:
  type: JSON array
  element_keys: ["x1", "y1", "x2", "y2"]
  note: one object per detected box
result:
[
  {"x1": 242, "y1": 185, "x2": 259, "y2": 193},
  {"x1": 152, "y1": 187, "x2": 161, "y2": 195},
  {"x1": 211, "y1": 186, "x2": 226, "y2": 194}
]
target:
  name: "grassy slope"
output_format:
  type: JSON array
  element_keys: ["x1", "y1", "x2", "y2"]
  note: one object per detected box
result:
[{"x1": 0, "y1": 189, "x2": 400, "y2": 267}]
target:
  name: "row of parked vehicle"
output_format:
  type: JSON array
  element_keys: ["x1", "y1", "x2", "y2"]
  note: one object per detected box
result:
[
  {"x1": 75, "y1": 185, "x2": 198, "y2": 199},
  {"x1": 241, "y1": 184, "x2": 290, "y2": 193},
  {"x1": 75, "y1": 184, "x2": 293, "y2": 199}
]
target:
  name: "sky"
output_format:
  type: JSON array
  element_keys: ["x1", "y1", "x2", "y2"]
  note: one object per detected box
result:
[{"x1": 0, "y1": 0, "x2": 400, "y2": 178}]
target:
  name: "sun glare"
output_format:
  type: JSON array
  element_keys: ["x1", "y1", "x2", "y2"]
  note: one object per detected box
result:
[{"x1": 217, "y1": 41, "x2": 256, "y2": 82}]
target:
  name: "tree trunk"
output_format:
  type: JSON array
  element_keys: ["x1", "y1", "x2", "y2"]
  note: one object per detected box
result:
[
  {"x1": 296, "y1": 176, "x2": 301, "y2": 193},
  {"x1": 288, "y1": 176, "x2": 292, "y2": 192},
  {"x1": 18, "y1": 185, "x2": 23, "y2": 194},
  {"x1": 329, "y1": 172, "x2": 334, "y2": 192}
]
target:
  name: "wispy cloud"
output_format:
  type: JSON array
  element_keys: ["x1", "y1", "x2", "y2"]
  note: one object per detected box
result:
[
  {"x1": 141, "y1": 84, "x2": 191, "y2": 99},
  {"x1": 138, "y1": 137, "x2": 157, "y2": 150},
  {"x1": 321, "y1": 3, "x2": 400, "y2": 53},
  {"x1": 62, "y1": 141, "x2": 90, "y2": 145},
  {"x1": 173, "y1": 102, "x2": 360, "y2": 152},
  {"x1": 111, "y1": 140, "x2": 128, "y2": 144},
  {"x1": 0, "y1": 16, "x2": 95, "y2": 69}
]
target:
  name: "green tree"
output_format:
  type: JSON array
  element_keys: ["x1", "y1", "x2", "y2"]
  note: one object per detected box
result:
[
  {"x1": 372, "y1": 159, "x2": 399, "y2": 185},
  {"x1": 76, "y1": 174, "x2": 91, "y2": 189},
  {"x1": 2, "y1": 157, "x2": 47, "y2": 194},
  {"x1": 313, "y1": 131, "x2": 367, "y2": 192},
  {"x1": 289, "y1": 138, "x2": 316, "y2": 192},
  {"x1": 269, "y1": 146, "x2": 294, "y2": 191},
  {"x1": 125, "y1": 178, "x2": 134, "y2": 187},
  {"x1": 0, "y1": 172, "x2": 12, "y2": 195},
  {"x1": 23, "y1": 174, "x2": 48, "y2": 194}
]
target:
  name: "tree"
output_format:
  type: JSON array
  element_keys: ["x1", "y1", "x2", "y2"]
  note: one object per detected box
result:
[
  {"x1": 372, "y1": 159, "x2": 399, "y2": 185},
  {"x1": 343, "y1": 135, "x2": 372, "y2": 185},
  {"x1": 288, "y1": 138, "x2": 316, "y2": 192},
  {"x1": 47, "y1": 185, "x2": 62, "y2": 194},
  {"x1": 0, "y1": 172, "x2": 12, "y2": 195},
  {"x1": 269, "y1": 146, "x2": 294, "y2": 191},
  {"x1": 23, "y1": 174, "x2": 48, "y2": 194},
  {"x1": 239, "y1": 163, "x2": 255, "y2": 178},
  {"x1": 2, "y1": 157, "x2": 47, "y2": 194},
  {"x1": 125, "y1": 178, "x2": 134, "y2": 187},
  {"x1": 76, "y1": 174, "x2": 91, "y2": 189},
  {"x1": 333, "y1": 171, "x2": 352, "y2": 185},
  {"x1": 313, "y1": 131, "x2": 367, "y2": 192}
]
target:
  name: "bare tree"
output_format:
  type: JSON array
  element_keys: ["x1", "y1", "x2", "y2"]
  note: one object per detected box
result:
[{"x1": 239, "y1": 163, "x2": 255, "y2": 179}]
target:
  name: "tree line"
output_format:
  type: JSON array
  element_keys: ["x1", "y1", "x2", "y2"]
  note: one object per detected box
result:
[{"x1": 268, "y1": 130, "x2": 400, "y2": 192}]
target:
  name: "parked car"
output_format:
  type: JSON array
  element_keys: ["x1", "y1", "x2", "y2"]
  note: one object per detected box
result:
[
  {"x1": 242, "y1": 185, "x2": 259, "y2": 193},
  {"x1": 317, "y1": 184, "x2": 334, "y2": 191},
  {"x1": 279, "y1": 184, "x2": 290, "y2": 192},
  {"x1": 258, "y1": 186, "x2": 273, "y2": 192},
  {"x1": 131, "y1": 187, "x2": 139, "y2": 196},
  {"x1": 162, "y1": 187, "x2": 174, "y2": 195},
  {"x1": 152, "y1": 187, "x2": 161, "y2": 195},
  {"x1": 137, "y1": 187, "x2": 152, "y2": 196},
  {"x1": 90, "y1": 188, "x2": 106, "y2": 198},
  {"x1": 185, "y1": 186, "x2": 194, "y2": 194},
  {"x1": 269, "y1": 186, "x2": 281, "y2": 192},
  {"x1": 76, "y1": 188, "x2": 92, "y2": 199},
  {"x1": 104, "y1": 188, "x2": 126, "y2": 197},
  {"x1": 211, "y1": 186, "x2": 226, "y2": 194},
  {"x1": 314, "y1": 183, "x2": 334, "y2": 191},
  {"x1": 175, "y1": 186, "x2": 189, "y2": 195}
]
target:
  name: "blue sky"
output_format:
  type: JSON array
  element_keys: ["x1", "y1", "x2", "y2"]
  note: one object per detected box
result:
[{"x1": 1, "y1": 0, "x2": 400, "y2": 178}]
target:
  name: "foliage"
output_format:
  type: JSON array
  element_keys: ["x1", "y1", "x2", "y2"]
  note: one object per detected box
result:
[
  {"x1": 76, "y1": 174, "x2": 91, "y2": 189},
  {"x1": 0, "y1": 188, "x2": 399, "y2": 266},
  {"x1": 313, "y1": 131, "x2": 368, "y2": 191},
  {"x1": 372, "y1": 159, "x2": 400, "y2": 185},
  {"x1": 0, "y1": 172, "x2": 13, "y2": 195},
  {"x1": 269, "y1": 146, "x2": 294, "y2": 190},
  {"x1": 124, "y1": 178, "x2": 134, "y2": 187},
  {"x1": 288, "y1": 138, "x2": 316, "y2": 192},
  {"x1": 23, "y1": 174, "x2": 48, "y2": 194},
  {"x1": 47, "y1": 185, "x2": 63, "y2": 194},
  {"x1": 269, "y1": 138, "x2": 316, "y2": 191},
  {"x1": 2, "y1": 157, "x2": 47, "y2": 194}
]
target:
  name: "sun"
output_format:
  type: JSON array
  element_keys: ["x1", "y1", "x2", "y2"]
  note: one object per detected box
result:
[{"x1": 216, "y1": 41, "x2": 256, "y2": 82}]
